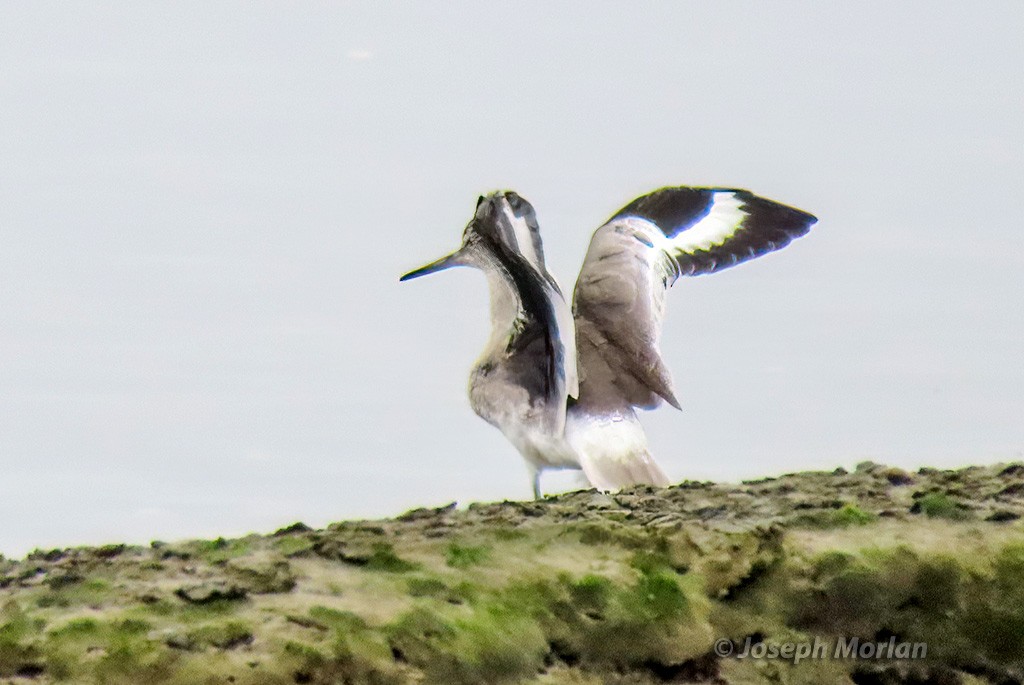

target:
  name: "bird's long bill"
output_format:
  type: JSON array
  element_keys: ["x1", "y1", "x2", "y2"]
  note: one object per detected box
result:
[{"x1": 399, "y1": 249, "x2": 465, "y2": 282}]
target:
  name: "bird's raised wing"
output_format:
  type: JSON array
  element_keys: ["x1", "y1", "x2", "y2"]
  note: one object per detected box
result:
[
  {"x1": 490, "y1": 192, "x2": 578, "y2": 400},
  {"x1": 571, "y1": 187, "x2": 817, "y2": 413},
  {"x1": 468, "y1": 192, "x2": 578, "y2": 437}
]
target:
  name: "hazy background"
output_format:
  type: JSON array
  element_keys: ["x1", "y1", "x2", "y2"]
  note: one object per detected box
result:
[{"x1": 2, "y1": 2, "x2": 1022, "y2": 557}]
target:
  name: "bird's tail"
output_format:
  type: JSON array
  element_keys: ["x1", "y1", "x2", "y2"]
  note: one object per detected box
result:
[{"x1": 566, "y1": 408, "x2": 670, "y2": 490}]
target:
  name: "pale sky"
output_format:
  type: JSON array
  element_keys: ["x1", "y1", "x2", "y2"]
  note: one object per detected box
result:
[{"x1": 1, "y1": 2, "x2": 1022, "y2": 557}]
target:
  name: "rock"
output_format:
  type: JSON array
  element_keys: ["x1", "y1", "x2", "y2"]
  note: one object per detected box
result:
[
  {"x1": 174, "y1": 582, "x2": 248, "y2": 604},
  {"x1": 161, "y1": 629, "x2": 196, "y2": 651},
  {"x1": 27, "y1": 548, "x2": 66, "y2": 563},
  {"x1": 44, "y1": 571, "x2": 84, "y2": 590},
  {"x1": 226, "y1": 558, "x2": 296, "y2": 594},
  {"x1": 4, "y1": 461, "x2": 1024, "y2": 684},
  {"x1": 312, "y1": 538, "x2": 374, "y2": 565},
  {"x1": 998, "y1": 463, "x2": 1024, "y2": 477},
  {"x1": 396, "y1": 502, "x2": 457, "y2": 522},
  {"x1": 882, "y1": 468, "x2": 914, "y2": 486},
  {"x1": 95, "y1": 544, "x2": 127, "y2": 559},
  {"x1": 998, "y1": 482, "x2": 1024, "y2": 497},
  {"x1": 273, "y1": 522, "x2": 312, "y2": 536}
]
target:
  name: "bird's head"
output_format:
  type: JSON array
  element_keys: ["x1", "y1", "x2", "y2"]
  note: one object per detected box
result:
[{"x1": 400, "y1": 191, "x2": 539, "y2": 282}]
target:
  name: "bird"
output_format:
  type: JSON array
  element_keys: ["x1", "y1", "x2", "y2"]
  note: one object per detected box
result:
[{"x1": 401, "y1": 186, "x2": 817, "y2": 499}]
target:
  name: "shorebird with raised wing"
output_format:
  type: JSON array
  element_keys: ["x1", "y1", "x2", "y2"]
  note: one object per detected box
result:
[{"x1": 401, "y1": 187, "x2": 817, "y2": 498}]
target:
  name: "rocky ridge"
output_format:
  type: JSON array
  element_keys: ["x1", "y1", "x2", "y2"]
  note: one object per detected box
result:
[{"x1": 2, "y1": 462, "x2": 1024, "y2": 684}]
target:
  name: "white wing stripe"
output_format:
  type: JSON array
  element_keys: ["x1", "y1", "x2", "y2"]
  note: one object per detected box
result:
[{"x1": 665, "y1": 191, "x2": 747, "y2": 254}]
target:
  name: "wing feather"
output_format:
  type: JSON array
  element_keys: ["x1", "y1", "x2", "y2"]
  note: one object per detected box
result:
[
  {"x1": 484, "y1": 192, "x2": 579, "y2": 400},
  {"x1": 572, "y1": 186, "x2": 817, "y2": 413}
]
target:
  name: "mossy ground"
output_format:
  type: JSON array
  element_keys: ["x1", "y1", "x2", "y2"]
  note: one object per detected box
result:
[{"x1": 2, "y1": 462, "x2": 1024, "y2": 684}]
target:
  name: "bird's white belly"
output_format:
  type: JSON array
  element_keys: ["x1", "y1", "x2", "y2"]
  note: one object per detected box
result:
[
  {"x1": 492, "y1": 406, "x2": 650, "y2": 476},
  {"x1": 504, "y1": 424, "x2": 580, "y2": 471},
  {"x1": 564, "y1": 409, "x2": 645, "y2": 459}
]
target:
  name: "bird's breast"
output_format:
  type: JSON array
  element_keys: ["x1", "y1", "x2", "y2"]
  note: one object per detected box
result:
[
  {"x1": 467, "y1": 360, "x2": 530, "y2": 429},
  {"x1": 468, "y1": 360, "x2": 568, "y2": 441}
]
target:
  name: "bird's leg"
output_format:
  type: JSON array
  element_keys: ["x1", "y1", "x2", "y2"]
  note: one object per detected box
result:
[{"x1": 531, "y1": 468, "x2": 542, "y2": 501}]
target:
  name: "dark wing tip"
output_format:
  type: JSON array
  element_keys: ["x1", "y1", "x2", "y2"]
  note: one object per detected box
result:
[
  {"x1": 735, "y1": 191, "x2": 818, "y2": 236},
  {"x1": 671, "y1": 191, "x2": 818, "y2": 277}
]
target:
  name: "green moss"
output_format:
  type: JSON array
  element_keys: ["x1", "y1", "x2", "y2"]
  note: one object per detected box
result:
[
  {"x1": 793, "y1": 503, "x2": 877, "y2": 528},
  {"x1": 93, "y1": 631, "x2": 177, "y2": 684},
  {"x1": 405, "y1": 573, "x2": 477, "y2": 602},
  {"x1": 284, "y1": 639, "x2": 326, "y2": 663},
  {"x1": 445, "y1": 543, "x2": 491, "y2": 569},
  {"x1": 559, "y1": 570, "x2": 708, "y2": 668},
  {"x1": 990, "y1": 542, "x2": 1024, "y2": 586},
  {"x1": 228, "y1": 559, "x2": 296, "y2": 593},
  {"x1": 387, "y1": 604, "x2": 546, "y2": 685},
  {"x1": 830, "y1": 504, "x2": 876, "y2": 526},
  {"x1": 282, "y1": 639, "x2": 328, "y2": 683},
  {"x1": 492, "y1": 528, "x2": 526, "y2": 541},
  {"x1": 298, "y1": 605, "x2": 406, "y2": 681},
  {"x1": 566, "y1": 575, "x2": 612, "y2": 614},
  {"x1": 960, "y1": 543, "x2": 1024, "y2": 662},
  {"x1": 781, "y1": 544, "x2": 1024, "y2": 668},
  {"x1": 0, "y1": 601, "x2": 44, "y2": 678},
  {"x1": 573, "y1": 522, "x2": 644, "y2": 548},
  {"x1": 364, "y1": 543, "x2": 418, "y2": 573},
  {"x1": 113, "y1": 618, "x2": 152, "y2": 636},
  {"x1": 97, "y1": 543, "x2": 128, "y2": 558},
  {"x1": 407, "y1": 576, "x2": 449, "y2": 598},
  {"x1": 176, "y1": 598, "x2": 240, "y2": 622},
  {"x1": 49, "y1": 617, "x2": 100, "y2": 637},
  {"x1": 193, "y1": 537, "x2": 253, "y2": 564},
  {"x1": 629, "y1": 548, "x2": 673, "y2": 575},
  {"x1": 308, "y1": 606, "x2": 367, "y2": 632},
  {"x1": 914, "y1": 492, "x2": 972, "y2": 520},
  {"x1": 330, "y1": 619, "x2": 406, "y2": 685},
  {"x1": 185, "y1": 620, "x2": 254, "y2": 649},
  {"x1": 137, "y1": 598, "x2": 175, "y2": 616},
  {"x1": 36, "y1": 577, "x2": 112, "y2": 609},
  {"x1": 273, "y1": 535, "x2": 314, "y2": 557},
  {"x1": 8, "y1": 463, "x2": 1024, "y2": 683},
  {"x1": 450, "y1": 606, "x2": 548, "y2": 683},
  {"x1": 409, "y1": 566, "x2": 709, "y2": 675},
  {"x1": 810, "y1": 551, "x2": 855, "y2": 578},
  {"x1": 626, "y1": 571, "x2": 690, "y2": 621}
]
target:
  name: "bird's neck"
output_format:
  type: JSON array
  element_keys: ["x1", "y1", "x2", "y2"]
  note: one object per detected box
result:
[{"x1": 480, "y1": 269, "x2": 523, "y2": 360}]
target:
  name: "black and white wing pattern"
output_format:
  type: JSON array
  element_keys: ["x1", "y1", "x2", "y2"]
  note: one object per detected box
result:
[
  {"x1": 571, "y1": 187, "x2": 817, "y2": 413},
  {"x1": 485, "y1": 192, "x2": 579, "y2": 400}
]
